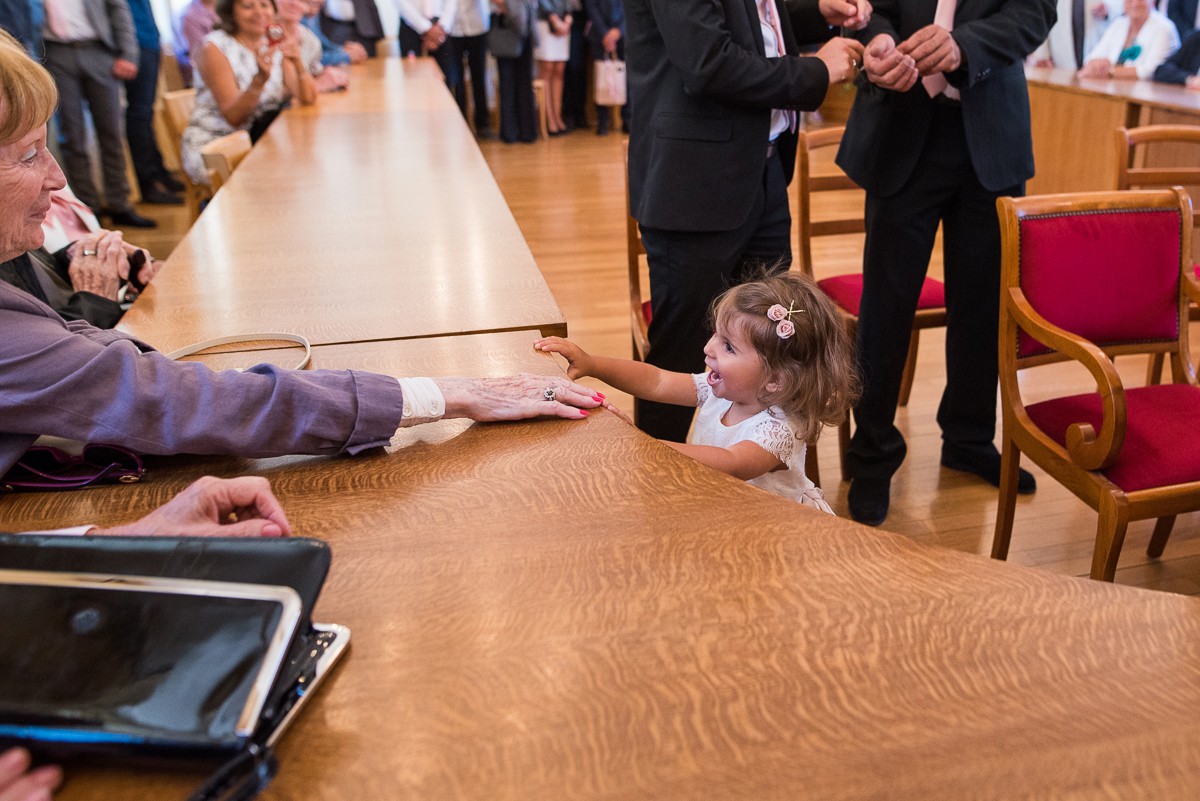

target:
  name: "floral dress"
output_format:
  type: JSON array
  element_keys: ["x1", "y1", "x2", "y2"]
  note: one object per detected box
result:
[{"x1": 180, "y1": 30, "x2": 287, "y2": 184}]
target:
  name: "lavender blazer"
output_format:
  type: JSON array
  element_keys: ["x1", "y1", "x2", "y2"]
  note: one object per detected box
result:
[{"x1": 0, "y1": 283, "x2": 404, "y2": 475}]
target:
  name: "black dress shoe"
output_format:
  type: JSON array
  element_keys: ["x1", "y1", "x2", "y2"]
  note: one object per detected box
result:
[
  {"x1": 140, "y1": 186, "x2": 183, "y2": 205},
  {"x1": 104, "y1": 209, "x2": 158, "y2": 228},
  {"x1": 941, "y1": 444, "x2": 1037, "y2": 494},
  {"x1": 158, "y1": 174, "x2": 186, "y2": 193},
  {"x1": 848, "y1": 476, "x2": 890, "y2": 527}
]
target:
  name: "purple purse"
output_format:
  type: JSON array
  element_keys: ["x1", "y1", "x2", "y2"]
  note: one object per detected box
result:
[{"x1": 1, "y1": 443, "x2": 145, "y2": 491}]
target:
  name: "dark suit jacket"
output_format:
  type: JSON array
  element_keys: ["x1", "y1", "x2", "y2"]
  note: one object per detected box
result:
[
  {"x1": 1167, "y1": 0, "x2": 1199, "y2": 40},
  {"x1": 836, "y1": 0, "x2": 1055, "y2": 197},
  {"x1": 587, "y1": 0, "x2": 624, "y2": 51},
  {"x1": 626, "y1": 0, "x2": 835, "y2": 233},
  {"x1": 349, "y1": 0, "x2": 384, "y2": 39},
  {"x1": 1154, "y1": 29, "x2": 1200, "y2": 83}
]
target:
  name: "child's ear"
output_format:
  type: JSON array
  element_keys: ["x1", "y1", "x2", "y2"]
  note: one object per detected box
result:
[{"x1": 764, "y1": 375, "x2": 781, "y2": 394}]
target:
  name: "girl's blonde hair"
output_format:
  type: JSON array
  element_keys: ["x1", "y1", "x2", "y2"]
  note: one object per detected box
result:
[
  {"x1": 712, "y1": 271, "x2": 860, "y2": 444},
  {"x1": 0, "y1": 31, "x2": 58, "y2": 145}
]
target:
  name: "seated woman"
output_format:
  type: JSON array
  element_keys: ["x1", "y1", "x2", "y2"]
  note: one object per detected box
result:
[
  {"x1": 0, "y1": 188, "x2": 160, "y2": 328},
  {"x1": 1154, "y1": 28, "x2": 1200, "y2": 87},
  {"x1": 180, "y1": 0, "x2": 317, "y2": 186},
  {"x1": 0, "y1": 29, "x2": 602, "y2": 478},
  {"x1": 1078, "y1": 0, "x2": 1180, "y2": 79}
]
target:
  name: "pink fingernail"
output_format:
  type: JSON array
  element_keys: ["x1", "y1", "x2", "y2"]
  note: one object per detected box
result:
[{"x1": 579, "y1": 409, "x2": 589, "y2": 417}]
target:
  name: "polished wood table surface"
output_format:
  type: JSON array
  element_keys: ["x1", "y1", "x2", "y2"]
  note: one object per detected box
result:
[
  {"x1": 1027, "y1": 66, "x2": 1200, "y2": 195},
  {"x1": 7, "y1": 332, "x2": 1200, "y2": 800},
  {"x1": 119, "y1": 58, "x2": 566, "y2": 354}
]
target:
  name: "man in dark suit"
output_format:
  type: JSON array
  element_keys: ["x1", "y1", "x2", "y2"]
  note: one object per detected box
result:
[
  {"x1": 626, "y1": 0, "x2": 866, "y2": 442},
  {"x1": 1165, "y1": 0, "x2": 1198, "y2": 41},
  {"x1": 587, "y1": 0, "x2": 627, "y2": 135},
  {"x1": 836, "y1": 0, "x2": 1056, "y2": 526}
]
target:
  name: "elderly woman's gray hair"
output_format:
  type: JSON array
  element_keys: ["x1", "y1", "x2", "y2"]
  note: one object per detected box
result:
[{"x1": 0, "y1": 31, "x2": 58, "y2": 145}]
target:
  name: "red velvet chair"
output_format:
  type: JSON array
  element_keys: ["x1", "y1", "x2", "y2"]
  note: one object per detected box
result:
[
  {"x1": 992, "y1": 188, "x2": 1200, "y2": 582},
  {"x1": 794, "y1": 127, "x2": 947, "y2": 480},
  {"x1": 1114, "y1": 125, "x2": 1200, "y2": 383}
]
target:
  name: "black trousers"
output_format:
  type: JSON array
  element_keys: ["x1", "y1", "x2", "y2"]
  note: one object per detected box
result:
[
  {"x1": 496, "y1": 44, "x2": 537, "y2": 143},
  {"x1": 124, "y1": 47, "x2": 170, "y2": 194},
  {"x1": 434, "y1": 33, "x2": 490, "y2": 132},
  {"x1": 636, "y1": 148, "x2": 792, "y2": 442},
  {"x1": 848, "y1": 103, "x2": 1023, "y2": 481}
]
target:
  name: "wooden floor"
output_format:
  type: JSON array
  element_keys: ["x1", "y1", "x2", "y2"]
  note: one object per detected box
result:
[{"x1": 137, "y1": 121, "x2": 1200, "y2": 596}]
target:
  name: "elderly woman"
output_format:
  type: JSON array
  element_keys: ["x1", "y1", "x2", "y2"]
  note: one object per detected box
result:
[
  {"x1": 180, "y1": 0, "x2": 317, "y2": 185},
  {"x1": 1078, "y1": 0, "x2": 1180, "y2": 79},
  {"x1": 0, "y1": 32, "x2": 602, "y2": 479}
]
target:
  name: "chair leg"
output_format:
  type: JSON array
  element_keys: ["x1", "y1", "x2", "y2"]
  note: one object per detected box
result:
[
  {"x1": 1091, "y1": 493, "x2": 1131, "y2": 582},
  {"x1": 805, "y1": 441, "x2": 821, "y2": 491},
  {"x1": 1145, "y1": 353, "x2": 1165, "y2": 386},
  {"x1": 1147, "y1": 515, "x2": 1177, "y2": 559},
  {"x1": 897, "y1": 329, "x2": 920, "y2": 408},
  {"x1": 991, "y1": 436, "x2": 1021, "y2": 561},
  {"x1": 532, "y1": 79, "x2": 549, "y2": 140},
  {"x1": 838, "y1": 410, "x2": 851, "y2": 483}
]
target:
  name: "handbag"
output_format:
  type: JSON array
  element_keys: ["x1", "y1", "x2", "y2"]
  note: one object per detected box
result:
[
  {"x1": 488, "y1": 13, "x2": 524, "y2": 59},
  {"x1": 1, "y1": 443, "x2": 144, "y2": 491},
  {"x1": 593, "y1": 54, "x2": 627, "y2": 107},
  {"x1": 0, "y1": 535, "x2": 349, "y2": 801}
]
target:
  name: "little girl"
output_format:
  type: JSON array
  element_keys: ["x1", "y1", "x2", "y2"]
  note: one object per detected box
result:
[{"x1": 535, "y1": 273, "x2": 860, "y2": 513}]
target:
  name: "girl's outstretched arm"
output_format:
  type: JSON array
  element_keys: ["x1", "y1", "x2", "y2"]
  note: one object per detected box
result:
[
  {"x1": 663, "y1": 441, "x2": 784, "y2": 481},
  {"x1": 535, "y1": 337, "x2": 697, "y2": 407}
]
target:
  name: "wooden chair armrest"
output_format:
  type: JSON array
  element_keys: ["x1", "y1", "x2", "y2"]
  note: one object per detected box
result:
[
  {"x1": 1184, "y1": 270, "x2": 1200, "y2": 309},
  {"x1": 1007, "y1": 288, "x2": 1126, "y2": 471}
]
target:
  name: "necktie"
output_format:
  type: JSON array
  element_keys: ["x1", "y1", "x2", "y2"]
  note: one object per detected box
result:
[
  {"x1": 922, "y1": 0, "x2": 959, "y2": 99},
  {"x1": 1072, "y1": 0, "x2": 1086, "y2": 68},
  {"x1": 760, "y1": 0, "x2": 797, "y2": 133}
]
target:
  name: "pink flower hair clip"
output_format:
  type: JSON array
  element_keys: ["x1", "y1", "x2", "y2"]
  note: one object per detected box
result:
[{"x1": 766, "y1": 302, "x2": 803, "y2": 339}]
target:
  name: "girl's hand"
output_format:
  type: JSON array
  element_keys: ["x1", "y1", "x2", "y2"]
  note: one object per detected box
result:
[{"x1": 534, "y1": 337, "x2": 594, "y2": 380}]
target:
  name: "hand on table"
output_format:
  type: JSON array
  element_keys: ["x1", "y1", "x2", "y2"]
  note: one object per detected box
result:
[
  {"x1": 94, "y1": 476, "x2": 292, "y2": 538},
  {"x1": 434, "y1": 373, "x2": 604, "y2": 422}
]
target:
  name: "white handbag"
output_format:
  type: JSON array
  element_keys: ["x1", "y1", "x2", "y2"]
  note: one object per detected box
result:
[{"x1": 593, "y1": 55, "x2": 627, "y2": 107}]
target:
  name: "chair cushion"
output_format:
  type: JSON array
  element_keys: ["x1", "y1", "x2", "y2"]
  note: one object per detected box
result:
[
  {"x1": 642, "y1": 300, "x2": 652, "y2": 325},
  {"x1": 1016, "y1": 209, "x2": 1182, "y2": 358},
  {"x1": 1025, "y1": 383, "x2": 1200, "y2": 492},
  {"x1": 817, "y1": 274, "x2": 945, "y2": 317}
]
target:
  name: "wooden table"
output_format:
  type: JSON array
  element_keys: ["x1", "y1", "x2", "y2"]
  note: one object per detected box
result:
[
  {"x1": 119, "y1": 58, "x2": 566, "y2": 354},
  {"x1": 7, "y1": 332, "x2": 1200, "y2": 800},
  {"x1": 1027, "y1": 66, "x2": 1200, "y2": 194}
]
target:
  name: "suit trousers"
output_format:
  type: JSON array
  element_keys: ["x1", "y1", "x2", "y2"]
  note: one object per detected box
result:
[
  {"x1": 435, "y1": 33, "x2": 491, "y2": 133},
  {"x1": 124, "y1": 46, "x2": 170, "y2": 194},
  {"x1": 847, "y1": 103, "x2": 1023, "y2": 481},
  {"x1": 496, "y1": 47, "x2": 538, "y2": 143},
  {"x1": 44, "y1": 40, "x2": 132, "y2": 213},
  {"x1": 636, "y1": 146, "x2": 792, "y2": 442}
]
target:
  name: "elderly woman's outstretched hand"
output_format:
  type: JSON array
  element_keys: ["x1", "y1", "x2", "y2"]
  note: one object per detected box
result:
[
  {"x1": 0, "y1": 747, "x2": 62, "y2": 801},
  {"x1": 434, "y1": 374, "x2": 604, "y2": 422}
]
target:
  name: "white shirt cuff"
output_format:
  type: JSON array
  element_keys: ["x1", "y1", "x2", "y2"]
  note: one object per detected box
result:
[{"x1": 395, "y1": 377, "x2": 446, "y2": 428}]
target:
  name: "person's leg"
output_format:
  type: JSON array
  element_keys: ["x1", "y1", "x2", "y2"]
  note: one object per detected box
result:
[
  {"x1": 436, "y1": 36, "x2": 468, "y2": 118},
  {"x1": 549, "y1": 61, "x2": 566, "y2": 132},
  {"x1": 465, "y1": 33, "x2": 491, "y2": 134},
  {"x1": 497, "y1": 57, "x2": 517, "y2": 142},
  {"x1": 398, "y1": 20, "x2": 423, "y2": 57},
  {"x1": 44, "y1": 46, "x2": 101, "y2": 211},
  {"x1": 937, "y1": 160, "x2": 1035, "y2": 491},
  {"x1": 562, "y1": 12, "x2": 588, "y2": 129},
  {"x1": 514, "y1": 44, "x2": 537, "y2": 142},
  {"x1": 846, "y1": 116, "x2": 954, "y2": 523},
  {"x1": 79, "y1": 46, "x2": 133, "y2": 213},
  {"x1": 124, "y1": 47, "x2": 172, "y2": 198}
]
